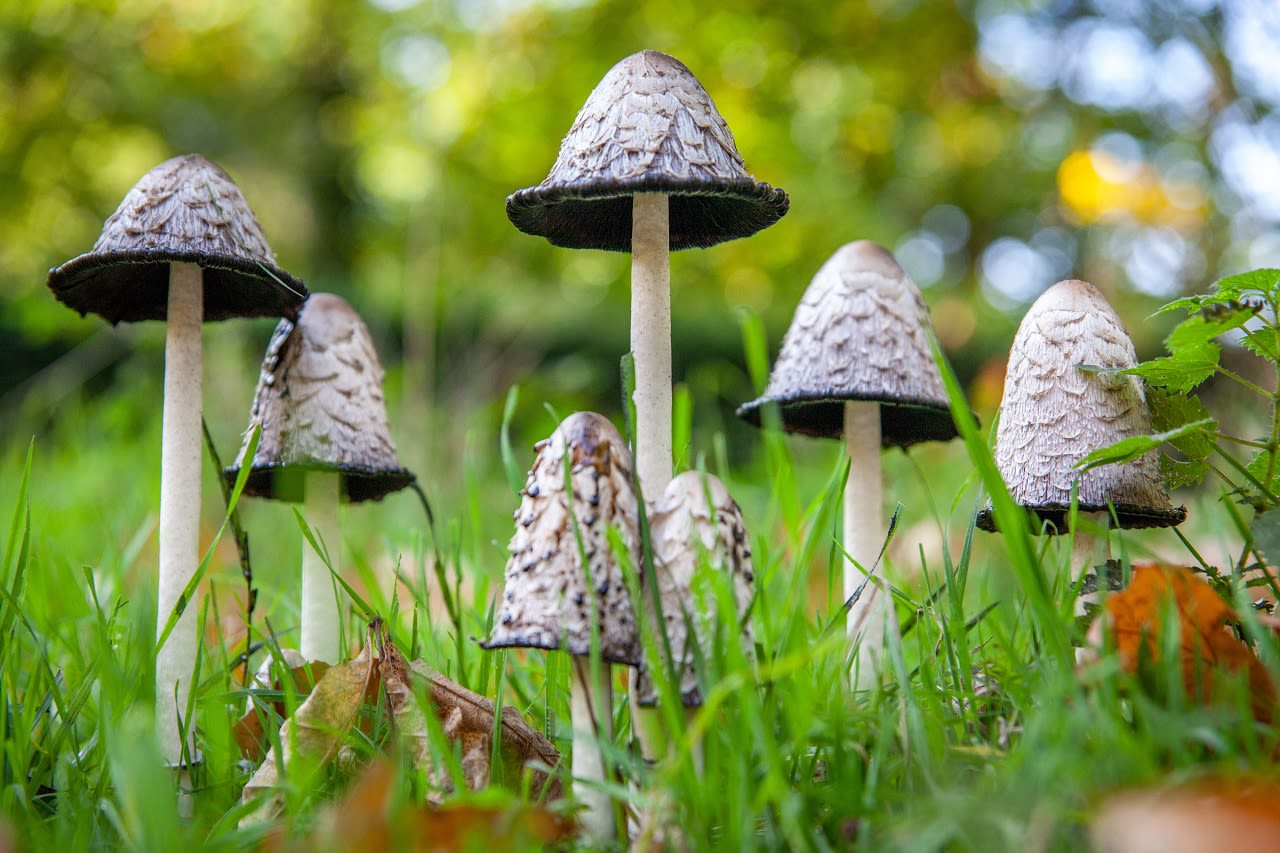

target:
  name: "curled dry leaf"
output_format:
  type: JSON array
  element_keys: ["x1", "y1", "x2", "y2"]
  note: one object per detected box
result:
[
  {"x1": 238, "y1": 622, "x2": 563, "y2": 829},
  {"x1": 234, "y1": 655, "x2": 331, "y2": 763},
  {"x1": 1084, "y1": 562, "x2": 1277, "y2": 722},
  {"x1": 377, "y1": 627, "x2": 563, "y2": 803},
  {"x1": 309, "y1": 760, "x2": 574, "y2": 853},
  {"x1": 1092, "y1": 777, "x2": 1280, "y2": 853},
  {"x1": 240, "y1": 643, "x2": 380, "y2": 826}
]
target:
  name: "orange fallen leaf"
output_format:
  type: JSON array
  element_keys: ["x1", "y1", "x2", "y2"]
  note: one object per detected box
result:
[
  {"x1": 235, "y1": 656, "x2": 331, "y2": 762},
  {"x1": 1092, "y1": 777, "x2": 1280, "y2": 853},
  {"x1": 1090, "y1": 563, "x2": 1276, "y2": 722}
]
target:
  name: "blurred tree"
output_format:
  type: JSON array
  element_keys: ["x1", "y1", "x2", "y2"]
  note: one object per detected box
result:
[{"x1": 1, "y1": 0, "x2": 1275, "y2": 441}]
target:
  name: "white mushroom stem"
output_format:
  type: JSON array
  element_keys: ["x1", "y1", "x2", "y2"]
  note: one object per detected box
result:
[
  {"x1": 301, "y1": 471, "x2": 342, "y2": 663},
  {"x1": 571, "y1": 656, "x2": 615, "y2": 843},
  {"x1": 1072, "y1": 510, "x2": 1112, "y2": 618},
  {"x1": 844, "y1": 400, "x2": 889, "y2": 689},
  {"x1": 630, "y1": 192, "x2": 672, "y2": 501},
  {"x1": 155, "y1": 261, "x2": 203, "y2": 813}
]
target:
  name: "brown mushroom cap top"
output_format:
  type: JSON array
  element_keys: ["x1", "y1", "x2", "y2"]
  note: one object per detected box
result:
[
  {"x1": 483, "y1": 412, "x2": 642, "y2": 666},
  {"x1": 976, "y1": 279, "x2": 1186, "y2": 533},
  {"x1": 635, "y1": 471, "x2": 754, "y2": 708},
  {"x1": 506, "y1": 50, "x2": 789, "y2": 251},
  {"x1": 737, "y1": 240, "x2": 960, "y2": 445},
  {"x1": 47, "y1": 154, "x2": 307, "y2": 324},
  {"x1": 225, "y1": 293, "x2": 414, "y2": 503}
]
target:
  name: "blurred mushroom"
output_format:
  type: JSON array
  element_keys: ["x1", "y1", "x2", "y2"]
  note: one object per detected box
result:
[
  {"x1": 226, "y1": 293, "x2": 415, "y2": 664},
  {"x1": 482, "y1": 412, "x2": 641, "y2": 843},
  {"x1": 975, "y1": 279, "x2": 1186, "y2": 615},
  {"x1": 737, "y1": 241, "x2": 960, "y2": 687},
  {"x1": 632, "y1": 471, "x2": 754, "y2": 774},
  {"x1": 46, "y1": 154, "x2": 307, "y2": 803},
  {"x1": 507, "y1": 49, "x2": 789, "y2": 502}
]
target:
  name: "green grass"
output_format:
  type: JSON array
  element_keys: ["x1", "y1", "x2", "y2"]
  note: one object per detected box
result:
[{"x1": 1, "y1": 328, "x2": 1277, "y2": 851}]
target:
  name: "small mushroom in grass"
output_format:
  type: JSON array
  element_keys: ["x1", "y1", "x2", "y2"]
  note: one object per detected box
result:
[
  {"x1": 507, "y1": 49, "x2": 789, "y2": 502},
  {"x1": 46, "y1": 154, "x2": 307, "y2": 802},
  {"x1": 737, "y1": 241, "x2": 960, "y2": 687},
  {"x1": 632, "y1": 471, "x2": 754, "y2": 775},
  {"x1": 975, "y1": 279, "x2": 1186, "y2": 617},
  {"x1": 225, "y1": 293, "x2": 415, "y2": 665},
  {"x1": 483, "y1": 412, "x2": 641, "y2": 844}
]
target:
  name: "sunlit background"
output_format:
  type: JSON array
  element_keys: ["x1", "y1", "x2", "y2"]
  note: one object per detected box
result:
[{"x1": 3, "y1": 0, "x2": 1279, "y2": 559}]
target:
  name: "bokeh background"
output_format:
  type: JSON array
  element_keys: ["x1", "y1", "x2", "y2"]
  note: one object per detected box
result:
[{"x1": 3, "y1": 0, "x2": 1278, "y2": 623}]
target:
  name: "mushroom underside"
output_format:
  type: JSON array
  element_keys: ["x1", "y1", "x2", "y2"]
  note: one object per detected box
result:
[
  {"x1": 227, "y1": 463, "x2": 416, "y2": 504},
  {"x1": 736, "y1": 393, "x2": 962, "y2": 446},
  {"x1": 48, "y1": 250, "x2": 308, "y2": 323},
  {"x1": 974, "y1": 502, "x2": 1188, "y2": 533},
  {"x1": 506, "y1": 177, "x2": 789, "y2": 251},
  {"x1": 480, "y1": 632, "x2": 641, "y2": 667}
]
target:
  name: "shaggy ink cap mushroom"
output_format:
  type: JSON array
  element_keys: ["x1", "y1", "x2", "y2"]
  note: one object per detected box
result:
[
  {"x1": 975, "y1": 279, "x2": 1186, "y2": 533},
  {"x1": 736, "y1": 240, "x2": 959, "y2": 445},
  {"x1": 47, "y1": 154, "x2": 307, "y2": 323},
  {"x1": 225, "y1": 293, "x2": 415, "y2": 504},
  {"x1": 483, "y1": 411, "x2": 642, "y2": 666},
  {"x1": 506, "y1": 49, "x2": 789, "y2": 251},
  {"x1": 635, "y1": 471, "x2": 754, "y2": 708}
]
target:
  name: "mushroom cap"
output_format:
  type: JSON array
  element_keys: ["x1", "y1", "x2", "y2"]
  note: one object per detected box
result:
[
  {"x1": 483, "y1": 412, "x2": 642, "y2": 666},
  {"x1": 975, "y1": 279, "x2": 1186, "y2": 533},
  {"x1": 635, "y1": 471, "x2": 754, "y2": 708},
  {"x1": 47, "y1": 154, "x2": 307, "y2": 324},
  {"x1": 506, "y1": 50, "x2": 789, "y2": 251},
  {"x1": 737, "y1": 241, "x2": 959, "y2": 445},
  {"x1": 225, "y1": 293, "x2": 414, "y2": 503}
]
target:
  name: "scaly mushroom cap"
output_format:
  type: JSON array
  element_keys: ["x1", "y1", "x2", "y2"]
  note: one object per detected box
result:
[
  {"x1": 976, "y1": 279, "x2": 1186, "y2": 532},
  {"x1": 737, "y1": 241, "x2": 959, "y2": 445},
  {"x1": 47, "y1": 154, "x2": 307, "y2": 324},
  {"x1": 506, "y1": 50, "x2": 789, "y2": 251},
  {"x1": 483, "y1": 412, "x2": 642, "y2": 665},
  {"x1": 226, "y1": 293, "x2": 414, "y2": 503},
  {"x1": 635, "y1": 471, "x2": 754, "y2": 707}
]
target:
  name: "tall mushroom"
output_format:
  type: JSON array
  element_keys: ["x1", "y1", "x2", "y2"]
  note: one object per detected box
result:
[
  {"x1": 46, "y1": 154, "x2": 307, "y2": 803},
  {"x1": 634, "y1": 471, "x2": 754, "y2": 758},
  {"x1": 483, "y1": 412, "x2": 641, "y2": 844},
  {"x1": 506, "y1": 49, "x2": 789, "y2": 502},
  {"x1": 737, "y1": 241, "x2": 960, "y2": 687},
  {"x1": 225, "y1": 293, "x2": 415, "y2": 664},
  {"x1": 975, "y1": 279, "x2": 1186, "y2": 615}
]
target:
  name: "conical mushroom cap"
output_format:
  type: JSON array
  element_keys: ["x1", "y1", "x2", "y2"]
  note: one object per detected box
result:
[
  {"x1": 635, "y1": 471, "x2": 754, "y2": 707},
  {"x1": 976, "y1": 279, "x2": 1186, "y2": 532},
  {"x1": 483, "y1": 412, "x2": 642, "y2": 666},
  {"x1": 226, "y1": 293, "x2": 414, "y2": 503},
  {"x1": 506, "y1": 50, "x2": 789, "y2": 251},
  {"x1": 737, "y1": 241, "x2": 959, "y2": 445},
  {"x1": 47, "y1": 154, "x2": 307, "y2": 324}
]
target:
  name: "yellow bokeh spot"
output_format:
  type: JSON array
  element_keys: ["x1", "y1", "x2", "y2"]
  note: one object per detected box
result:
[{"x1": 1057, "y1": 150, "x2": 1206, "y2": 230}]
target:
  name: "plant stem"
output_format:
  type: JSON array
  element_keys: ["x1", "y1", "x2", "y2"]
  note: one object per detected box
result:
[
  {"x1": 155, "y1": 261, "x2": 202, "y2": 815},
  {"x1": 631, "y1": 192, "x2": 672, "y2": 502},
  {"x1": 845, "y1": 401, "x2": 887, "y2": 688},
  {"x1": 571, "y1": 655, "x2": 615, "y2": 843},
  {"x1": 301, "y1": 472, "x2": 341, "y2": 663}
]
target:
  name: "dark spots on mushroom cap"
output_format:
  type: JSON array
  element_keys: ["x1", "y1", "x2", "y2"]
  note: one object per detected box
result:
[
  {"x1": 501, "y1": 613, "x2": 514, "y2": 625},
  {"x1": 526, "y1": 483, "x2": 540, "y2": 498}
]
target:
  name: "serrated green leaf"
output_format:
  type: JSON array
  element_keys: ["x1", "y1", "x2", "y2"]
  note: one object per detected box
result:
[
  {"x1": 1250, "y1": 506, "x2": 1280, "y2": 566},
  {"x1": 1239, "y1": 325, "x2": 1280, "y2": 362},
  {"x1": 1159, "y1": 455, "x2": 1207, "y2": 490},
  {"x1": 1245, "y1": 449, "x2": 1280, "y2": 504},
  {"x1": 1076, "y1": 418, "x2": 1215, "y2": 472},
  {"x1": 1147, "y1": 387, "x2": 1217, "y2": 462},
  {"x1": 1124, "y1": 309, "x2": 1255, "y2": 392},
  {"x1": 1212, "y1": 268, "x2": 1280, "y2": 304}
]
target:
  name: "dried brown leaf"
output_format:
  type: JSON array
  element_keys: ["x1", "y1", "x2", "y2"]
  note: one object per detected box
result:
[
  {"x1": 1089, "y1": 562, "x2": 1277, "y2": 722},
  {"x1": 1092, "y1": 777, "x2": 1280, "y2": 853},
  {"x1": 377, "y1": 627, "x2": 563, "y2": 802},
  {"x1": 239, "y1": 643, "x2": 379, "y2": 826},
  {"x1": 234, "y1": 659, "x2": 331, "y2": 762}
]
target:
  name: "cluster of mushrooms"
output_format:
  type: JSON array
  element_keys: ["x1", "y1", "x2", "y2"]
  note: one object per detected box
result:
[{"x1": 44, "y1": 48, "x2": 1187, "y2": 839}]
